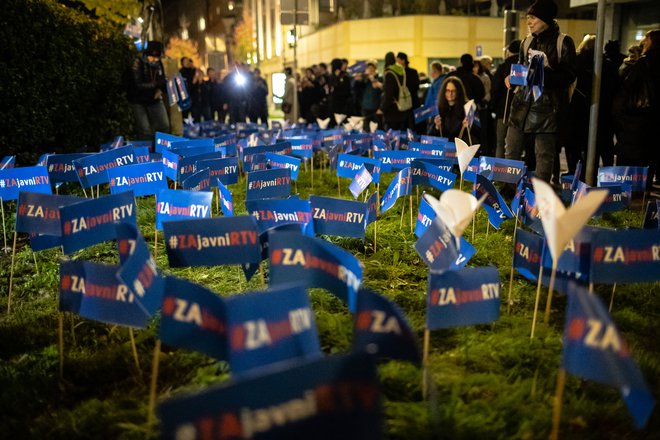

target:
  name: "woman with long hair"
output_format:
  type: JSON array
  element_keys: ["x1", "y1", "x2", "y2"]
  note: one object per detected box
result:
[{"x1": 429, "y1": 76, "x2": 470, "y2": 141}]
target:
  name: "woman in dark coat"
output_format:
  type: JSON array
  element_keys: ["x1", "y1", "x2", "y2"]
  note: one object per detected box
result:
[
  {"x1": 428, "y1": 77, "x2": 470, "y2": 142},
  {"x1": 379, "y1": 52, "x2": 407, "y2": 130}
]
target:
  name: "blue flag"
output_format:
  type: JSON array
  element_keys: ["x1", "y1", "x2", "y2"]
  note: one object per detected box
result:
[
  {"x1": 217, "y1": 180, "x2": 234, "y2": 216},
  {"x1": 246, "y1": 168, "x2": 291, "y2": 201},
  {"x1": 509, "y1": 63, "x2": 528, "y2": 86},
  {"x1": 411, "y1": 159, "x2": 456, "y2": 192},
  {"x1": 0, "y1": 166, "x2": 52, "y2": 201},
  {"x1": 0, "y1": 156, "x2": 16, "y2": 169},
  {"x1": 46, "y1": 153, "x2": 90, "y2": 183},
  {"x1": 420, "y1": 135, "x2": 449, "y2": 145},
  {"x1": 159, "y1": 276, "x2": 228, "y2": 361},
  {"x1": 366, "y1": 192, "x2": 378, "y2": 226},
  {"x1": 590, "y1": 229, "x2": 660, "y2": 284},
  {"x1": 242, "y1": 142, "x2": 293, "y2": 165},
  {"x1": 642, "y1": 200, "x2": 659, "y2": 229},
  {"x1": 155, "y1": 132, "x2": 185, "y2": 153},
  {"x1": 226, "y1": 283, "x2": 321, "y2": 376},
  {"x1": 155, "y1": 189, "x2": 213, "y2": 230},
  {"x1": 427, "y1": 266, "x2": 501, "y2": 329},
  {"x1": 265, "y1": 152, "x2": 301, "y2": 181},
  {"x1": 597, "y1": 166, "x2": 648, "y2": 192},
  {"x1": 163, "y1": 216, "x2": 261, "y2": 267},
  {"x1": 78, "y1": 261, "x2": 149, "y2": 328},
  {"x1": 249, "y1": 153, "x2": 269, "y2": 172},
  {"x1": 513, "y1": 229, "x2": 545, "y2": 281},
  {"x1": 473, "y1": 174, "x2": 513, "y2": 229},
  {"x1": 269, "y1": 231, "x2": 363, "y2": 311},
  {"x1": 585, "y1": 184, "x2": 630, "y2": 215},
  {"x1": 380, "y1": 168, "x2": 412, "y2": 213},
  {"x1": 310, "y1": 195, "x2": 368, "y2": 239},
  {"x1": 413, "y1": 103, "x2": 439, "y2": 124},
  {"x1": 288, "y1": 138, "x2": 314, "y2": 159},
  {"x1": 133, "y1": 146, "x2": 151, "y2": 164},
  {"x1": 349, "y1": 165, "x2": 373, "y2": 199},
  {"x1": 408, "y1": 142, "x2": 449, "y2": 158},
  {"x1": 197, "y1": 156, "x2": 239, "y2": 186},
  {"x1": 15, "y1": 192, "x2": 82, "y2": 236},
  {"x1": 348, "y1": 59, "x2": 368, "y2": 74},
  {"x1": 374, "y1": 151, "x2": 421, "y2": 173},
  {"x1": 161, "y1": 149, "x2": 180, "y2": 181},
  {"x1": 414, "y1": 194, "x2": 436, "y2": 238},
  {"x1": 115, "y1": 223, "x2": 164, "y2": 317},
  {"x1": 74, "y1": 146, "x2": 135, "y2": 188},
  {"x1": 414, "y1": 217, "x2": 476, "y2": 271},
  {"x1": 478, "y1": 157, "x2": 526, "y2": 184},
  {"x1": 158, "y1": 351, "x2": 381, "y2": 440},
  {"x1": 178, "y1": 151, "x2": 226, "y2": 182},
  {"x1": 107, "y1": 162, "x2": 166, "y2": 197},
  {"x1": 336, "y1": 154, "x2": 382, "y2": 184},
  {"x1": 353, "y1": 288, "x2": 420, "y2": 364},
  {"x1": 59, "y1": 259, "x2": 85, "y2": 313},
  {"x1": 182, "y1": 167, "x2": 212, "y2": 191},
  {"x1": 245, "y1": 198, "x2": 313, "y2": 235},
  {"x1": 562, "y1": 282, "x2": 655, "y2": 428},
  {"x1": 60, "y1": 191, "x2": 137, "y2": 254}
]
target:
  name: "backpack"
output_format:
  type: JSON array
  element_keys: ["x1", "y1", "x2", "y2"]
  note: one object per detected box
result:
[
  {"x1": 522, "y1": 33, "x2": 577, "y2": 102},
  {"x1": 387, "y1": 69, "x2": 413, "y2": 112}
]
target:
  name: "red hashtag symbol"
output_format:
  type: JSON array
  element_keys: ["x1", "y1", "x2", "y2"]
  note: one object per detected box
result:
[
  {"x1": 593, "y1": 247, "x2": 603, "y2": 262},
  {"x1": 18, "y1": 204, "x2": 27, "y2": 215},
  {"x1": 110, "y1": 178, "x2": 115, "y2": 186},
  {"x1": 61, "y1": 276, "x2": 71, "y2": 290},
  {"x1": 271, "y1": 249, "x2": 282, "y2": 265},
  {"x1": 162, "y1": 297, "x2": 176, "y2": 316},
  {"x1": 118, "y1": 240, "x2": 128, "y2": 254},
  {"x1": 63, "y1": 221, "x2": 72, "y2": 235}
]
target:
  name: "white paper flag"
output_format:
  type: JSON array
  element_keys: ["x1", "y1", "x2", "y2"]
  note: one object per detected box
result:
[
  {"x1": 455, "y1": 138, "x2": 480, "y2": 176},
  {"x1": 317, "y1": 118, "x2": 330, "y2": 129},
  {"x1": 369, "y1": 121, "x2": 379, "y2": 133},
  {"x1": 334, "y1": 113, "x2": 347, "y2": 126},
  {"x1": 424, "y1": 190, "x2": 486, "y2": 247}
]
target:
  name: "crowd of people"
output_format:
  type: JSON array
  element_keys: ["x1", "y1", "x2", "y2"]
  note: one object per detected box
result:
[{"x1": 126, "y1": 0, "x2": 659, "y2": 187}]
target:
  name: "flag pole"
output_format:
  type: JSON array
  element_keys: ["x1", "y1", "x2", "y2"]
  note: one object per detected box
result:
[
  {"x1": 1, "y1": 198, "x2": 6, "y2": 252},
  {"x1": 486, "y1": 220, "x2": 490, "y2": 237},
  {"x1": 59, "y1": 312, "x2": 65, "y2": 379},
  {"x1": 153, "y1": 230, "x2": 158, "y2": 260},
  {"x1": 543, "y1": 260, "x2": 559, "y2": 324},
  {"x1": 609, "y1": 283, "x2": 617, "y2": 312},
  {"x1": 409, "y1": 195, "x2": 413, "y2": 233},
  {"x1": 400, "y1": 198, "x2": 406, "y2": 229},
  {"x1": 530, "y1": 264, "x2": 544, "y2": 339},
  {"x1": 129, "y1": 328, "x2": 141, "y2": 376},
  {"x1": 147, "y1": 339, "x2": 162, "y2": 425},
  {"x1": 550, "y1": 368, "x2": 567, "y2": 440},
  {"x1": 507, "y1": 214, "x2": 520, "y2": 314},
  {"x1": 471, "y1": 213, "x2": 476, "y2": 242},
  {"x1": 337, "y1": 175, "x2": 341, "y2": 196},
  {"x1": 311, "y1": 156, "x2": 314, "y2": 190},
  {"x1": 422, "y1": 328, "x2": 430, "y2": 400},
  {"x1": 7, "y1": 231, "x2": 18, "y2": 314}
]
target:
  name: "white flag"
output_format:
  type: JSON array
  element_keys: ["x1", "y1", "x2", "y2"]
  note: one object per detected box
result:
[
  {"x1": 334, "y1": 113, "x2": 347, "y2": 126},
  {"x1": 369, "y1": 121, "x2": 379, "y2": 133},
  {"x1": 532, "y1": 177, "x2": 608, "y2": 261},
  {"x1": 455, "y1": 138, "x2": 480, "y2": 176},
  {"x1": 317, "y1": 118, "x2": 330, "y2": 129},
  {"x1": 424, "y1": 190, "x2": 486, "y2": 248}
]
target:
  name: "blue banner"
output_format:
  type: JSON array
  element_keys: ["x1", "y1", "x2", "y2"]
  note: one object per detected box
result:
[
  {"x1": 74, "y1": 146, "x2": 135, "y2": 188},
  {"x1": 597, "y1": 166, "x2": 648, "y2": 192},
  {"x1": 133, "y1": 146, "x2": 151, "y2": 164},
  {"x1": 336, "y1": 154, "x2": 382, "y2": 184},
  {"x1": 155, "y1": 132, "x2": 185, "y2": 153},
  {"x1": 478, "y1": 157, "x2": 526, "y2": 184},
  {"x1": 374, "y1": 151, "x2": 421, "y2": 173},
  {"x1": 60, "y1": 191, "x2": 137, "y2": 254},
  {"x1": 562, "y1": 282, "x2": 655, "y2": 428},
  {"x1": 78, "y1": 261, "x2": 149, "y2": 328},
  {"x1": 159, "y1": 276, "x2": 228, "y2": 361},
  {"x1": 158, "y1": 351, "x2": 381, "y2": 440},
  {"x1": 246, "y1": 168, "x2": 291, "y2": 201},
  {"x1": 245, "y1": 198, "x2": 313, "y2": 235},
  {"x1": 115, "y1": 223, "x2": 164, "y2": 317},
  {"x1": 380, "y1": 168, "x2": 412, "y2": 213},
  {"x1": 265, "y1": 152, "x2": 301, "y2": 181},
  {"x1": 161, "y1": 149, "x2": 179, "y2": 181},
  {"x1": 242, "y1": 142, "x2": 293, "y2": 165},
  {"x1": 0, "y1": 166, "x2": 52, "y2": 201},
  {"x1": 642, "y1": 200, "x2": 659, "y2": 229},
  {"x1": 163, "y1": 216, "x2": 261, "y2": 267},
  {"x1": 413, "y1": 103, "x2": 439, "y2": 124},
  {"x1": 411, "y1": 159, "x2": 456, "y2": 192},
  {"x1": 226, "y1": 283, "x2": 321, "y2": 376},
  {"x1": 349, "y1": 165, "x2": 373, "y2": 199},
  {"x1": 288, "y1": 138, "x2": 313, "y2": 158},
  {"x1": 107, "y1": 162, "x2": 166, "y2": 197},
  {"x1": 30, "y1": 233, "x2": 64, "y2": 251},
  {"x1": 197, "y1": 156, "x2": 239, "y2": 186},
  {"x1": 473, "y1": 174, "x2": 513, "y2": 229},
  {"x1": 427, "y1": 266, "x2": 501, "y2": 329},
  {"x1": 310, "y1": 195, "x2": 368, "y2": 239},
  {"x1": 46, "y1": 153, "x2": 90, "y2": 183},
  {"x1": 156, "y1": 189, "x2": 213, "y2": 230},
  {"x1": 178, "y1": 151, "x2": 226, "y2": 182},
  {"x1": 269, "y1": 231, "x2": 363, "y2": 311},
  {"x1": 15, "y1": 192, "x2": 82, "y2": 236},
  {"x1": 182, "y1": 167, "x2": 212, "y2": 192},
  {"x1": 353, "y1": 288, "x2": 420, "y2": 364},
  {"x1": 214, "y1": 134, "x2": 238, "y2": 156},
  {"x1": 59, "y1": 259, "x2": 85, "y2": 313},
  {"x1": 590, "y1": 229, "x2": 660, "y2": 284},
  {"x1": 217, "y1": 180, "x2": 234, "y2": 216},
  {"x1": 414, "y1": 216, "x2": 475, "y2": 271}
]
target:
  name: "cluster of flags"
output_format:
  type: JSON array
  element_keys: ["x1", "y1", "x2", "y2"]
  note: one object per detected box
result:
[{"x1": 2, "y1": 120, "x2": 658, "y2": 436}]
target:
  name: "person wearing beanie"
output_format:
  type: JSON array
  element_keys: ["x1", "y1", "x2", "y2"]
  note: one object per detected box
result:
[
  {"x1": 447, "y1": 53, "x2": 486, "y2": 105},
  {"x1": 127, "y1": 40, "x2": 170, "y2": 139},
  {"x1": 492, "y1": 39, "x2": 521, "y2": 158},
  {"x1": 504, "y1": 0, "x2": 577, "y2": 184}
]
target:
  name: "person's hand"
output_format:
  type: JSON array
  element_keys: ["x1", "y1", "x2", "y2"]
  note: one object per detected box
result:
[
  {"x1": 504, "y1": 75, "x2": 511, "y2": 89},
  {"x1": 434, "y1": 115, "x2": 442, "y2": 129},
  {"x1": 373, "y1": 80, "x2": 383, "y2": 89},
  {"x1": 376, "y1": 109, "x2": 383, "y2": 115},
  {"x1": 154, "y1": 89, "x2": 163, "y2": 99},
  {"x1": 462, "y1": 118, "x2": 469, "y2": 128}
]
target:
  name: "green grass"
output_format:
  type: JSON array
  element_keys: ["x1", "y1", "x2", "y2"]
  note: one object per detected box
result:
[{"x1": 0, "y1": 164, "x2": 658, "y2": 439}]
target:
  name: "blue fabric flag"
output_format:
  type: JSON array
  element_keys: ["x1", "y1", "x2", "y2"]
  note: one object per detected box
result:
[
  {"x1": 178, "y1": 151, "x2": 225, "y2": 182},
  {"x1": 158, "y1": 351, "x2": 382, "y2": 440},
  {"x1": 562, "y1": 282, "x2": 655, "y2": 428},
  {"x1": 353, "y1": 288, "x2": 420, "y2": 364},
  {"x1": 15, "y1": 192, "x2": 82, "y2": 236},
  {"x1": 159, "y1": 276, "x2": 228, "y2": 361},
  {"x1": 380, "y1": 168, "x2": 412, "y2": 213},
  {"x1": 107, "y1": 162, "x2": 167, "y2": 197},
  {"x1": 414, "y1": 217, "x2": 476, "y2": 271},
  {"x1": 226, "y1": 283, "x2": 321, "y2": 376},
  {"x1": 415, "y1": 194, "x2": 436, "y2": 238},
  {"x1": 246, "y1": 198, "x2": 313, "y2": 235},
  {"x1": 349, "y1": 165, "x2": 373, "y2": 199},
  {"x1": 163, "y1": 216, "x2": 261, "y2": 268},
  {"x1": 133, "y1": 146, "x2": 151, "y2": 164},
  {"x1": 46, "y1": 153, "x2": 90, "y2": 183},
  {"x1": 0, "y1": 166, "x2": 52, "y2": 201},
  {"x1": 478, "y1": 157, "x2": 526, "y2": 184},
  {"x1": 347, "y1": 59, "x2": 367, "y2": 74},
  {"x1": 170, "y1": 138, "x2": 215, "y2": 154},
  {"x1": 413, "y1": 103, "x2": 440, "y2": 124},
  {"x1": 584, "y1": 185, "x2": 629, "y2": 215},
  {"x1": 509, "y1": 63, "x2": 528, "y2": 86},
  {"x1": 411, "y1": 159, "x2": 456, "y2": 192},
  {"x1": 540, "y1": 222, "x2": 595, "y2": 284},
  {"x1": 366, "y1": 192, "x2": 378, "y2": 225},
  {"x1": 30, "y1": 233, "x2": 65, "y2": 251},
  {"x1": 265, "y1": 152, "x2": 301, "y2": 181},
  {"x1": 161, "y1": 149, "x2": 180, "y2": 181},
  {"x1": 336, "y1": 154, "x2": 382, "y2": 184},
  {"x1": 182, "y1": 167, "x2": 212, "y2": 191},
  {"x1": 513, "y1": 229, "x2": 546, "y2": 281},
  {"x1": 74, "y1": 146, "x2": 135, "y2": 188},
  {"x1": 590, "y1": 229, "x2": 660, "y2": 284},
  {"x1": 246, "y1": 168, "x2": 292, "y2": 201},
  {"x1": 473, "y1": 174, "x2": 514, "y2": 229},
  {"x1": 642, "y1": 200, "x2": 659, "y2": 229},
  {"x1": 0, "y1": 156, "x2": 16, "y2": 169},
  {"x1": 155, "y1": 189, "x2": 213, "y2": 230},
  {"x1": 115, "y1": 223, "x2": 164, "y2": 317},
  {"x1": 78, "y1": 261, "x2": 149, "y2": 328},
  {"x1": 249, "y1": 153, "x2": 269, "y2": 172},
  {"x1": 59, "y1": 259, "x2": 85, "y2": 313},
  {"x1": 269, "y1": 230, "x2": 363, "y2": 312},
  {"x1": 461, "y1": 158, "x2": 482, "y2": 183},
  {"x1": 242, "y1": 142, "x2": 293, "y2": 165},
  {"x1": 310, "y1": 195, "x2": 368, "y2": 239},
  {"x1": 217, "y1": 180, "x2": 234, "y2": 216},
  {"x1": 197, "y1": 156, "x2": 239, "y2": 186},
  {"x1": 60, "y1": 191, "x2": 137, "y2": 254},
  {"x1": 597, "y1": 166, "x2": 648, "y2": 192},
  {"x1": 374, "y1": 151, "x2": 421, "y2": 173},
  {"x1": 288, "y1": 138, "x2": 314, "y2": 158},
  {"x1": 427, "y1": 266, "x2": 501, "y2": 330}
]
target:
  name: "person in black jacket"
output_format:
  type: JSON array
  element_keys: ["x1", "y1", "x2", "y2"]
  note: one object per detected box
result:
[
  {"x1": 397, "y1": 52, "x2": 420, "y2": 130},
  {"x1": 379, "y1": 52, "x2": 407, "y2": 130},
  {"x1": 249, "y1": 68, "x2": 269, "y2": 125},
  {"x1": 492, "y1": 39, "x2": 521, "y2": 158},
  {"x1": 504, "y1": 0, "x2": 577, "y2": 183},
  {"x1": 329, "y1": 58, "x2": 352, "y2": 124},
  {"x1": 127, "y1": 41, "x2": 169, "y2": 139},
  {"x1": 447, "y1": 53, "x2": 485, "y2": 105},
  {"x1": 428, "y1": 77, "x2": 470, "y2": 142},
  {"x1": 179, "y1": 57, "x2": 196, "y2": 120}
]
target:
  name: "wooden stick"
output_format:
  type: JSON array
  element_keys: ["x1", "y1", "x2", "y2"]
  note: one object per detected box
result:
[
  {"x1": 467, "y1": 127, "x2": 473, "y2": 146},
  {"x1": 82, "y1": 187, "x2": 88, "y2": 198},
  {"x1": 471, "y1": 212, "x2": 475, "y2": 242},
  {"x1": 373, "y1": 217, "x2": 377, "y2": 253},
  {"x1": 609, "y1": 283, "x2": 617, "y2": 312},
  {"x1": 215, "y1": 187, "x2": 220, "y2": 214},
  {"x1": 507, "y1": 215, "x2": 520, "y2": 314},
  {"x1": 400, "y1": 198, "x2": 406, "y2": 229},
  {"x1": 153, "y1": 229, "x2": 158, "y2": 260},
  {"x1": 59, "y1": 312, "x2": 65, "y2": 379},
  {"x1": 486, "y1": 220, "x2": 490, "y2": 237},
  {"x1": 7, "y1": 231, "x2": 18, "y2": 314},
  {"x1": 409, "y1": 195, "x2": 413, "y2": 233},
  {"x1": 503, "y1": 89, "x2": 511, "y2": 126},
  {"x1": 422, "y1": 328, "x2": 431, "y2": 400},
  {"x1": 147, "y1": 339, "x2": 162, "y2": 425},
  {"x1": 311, "y1": 157, "x2": 314, "y2": 190},
  {"x1": 459, "y1": 174, "x2": 464, "y2": 191},
  {"x1": 530, "y1": 264, "x2": 544, "y2": 339},
  {"x1": 337, "y1": 175, "x2": 341, "y2": 196},
  {"x1": 1, "y1": 198, "x2": 6, "y2": 252},
  {"x1": 129, "y1": 328, "x2": 141, "y2": 373},
  {"x1": 549, "y1": 368, "x2": 567, "y2": 440},
  {"x1": 543, "y1": 260, "x2": 559, "y2": 324}
]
